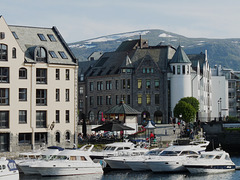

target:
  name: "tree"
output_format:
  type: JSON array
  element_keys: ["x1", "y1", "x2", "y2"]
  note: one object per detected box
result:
[
  {"x1": 180, "y1": 97, "x2": 199, "y2": 112},
  {"x1": 173, "y1": 101, "x2": 196, "y2": 123}
]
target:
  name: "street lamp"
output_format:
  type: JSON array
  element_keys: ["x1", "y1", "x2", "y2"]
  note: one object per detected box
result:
[{"x1": 218, "y1": 98, "x2": 222, "y2": 120}]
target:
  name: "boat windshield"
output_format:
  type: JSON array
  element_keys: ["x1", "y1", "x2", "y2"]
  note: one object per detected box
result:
[
  {"x1": 104, "y1": 146, "x2": 116, "y2": 151},
  {"x1": 200, "y1": 154, "x2": 214, "y2": 159},
  {"x1": 160, "y1": 151, "x2": 180, "y2": 156},
  {"x1": 55, "y1": 156, "x2": 68, "y2": 160}
]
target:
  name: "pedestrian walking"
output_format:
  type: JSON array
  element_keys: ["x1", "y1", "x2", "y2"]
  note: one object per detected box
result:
[{"x1": 173, "y1": 126, "x2": 176, "y2": 134}]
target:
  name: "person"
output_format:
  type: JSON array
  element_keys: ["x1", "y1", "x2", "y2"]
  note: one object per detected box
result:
[
  {"x1": 173, "y1": 126, "x2": 176, "y2": 134},
  {"x1": 150, "y1": 131, "x2": 154, "y2": 139}
]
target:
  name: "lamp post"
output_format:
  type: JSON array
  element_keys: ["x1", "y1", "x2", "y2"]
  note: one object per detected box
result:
[{"x1": 218, "y1": 98, "x2": 222, "y2": 121}]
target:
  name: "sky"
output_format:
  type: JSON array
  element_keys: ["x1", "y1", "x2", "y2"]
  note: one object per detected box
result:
[{"x1": 2, "y1": 0, "x2": 240, "y2": 43}]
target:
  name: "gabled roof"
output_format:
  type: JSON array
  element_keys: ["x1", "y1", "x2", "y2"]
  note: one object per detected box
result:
[
  {"x1": 9, "y1": 25, "x2": 77, "y2": 65},
  {"x1": 169, "y1": 45, "x2": 191, "y2": 64},
  {"x1": 105, "y1": 101, "x2": 141, "y2": 115},
  {"x1": 120, "y1": 55, "x2": 133, "y2": 68}
]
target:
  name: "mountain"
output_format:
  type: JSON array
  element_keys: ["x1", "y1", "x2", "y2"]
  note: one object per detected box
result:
[{"x1": 68, "y1": 29, "x2": 240, "y2": 70}]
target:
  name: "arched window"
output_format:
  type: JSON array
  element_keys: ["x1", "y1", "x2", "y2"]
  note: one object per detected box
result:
[
  {"x1": 65, "y1": 131, "x2": 70, "y2": 141},
  {"x1": 0, "y1": 44, "x2": 7, "y2": 61},
  {"x1": 36, "y1": 47, "x2": 47, "y2": 62},
  {"x1": 89, "y1": 111, "x2": 95, "y2": 124},
  {"x1": 19, "y1": 68, "x2": 27, "y2": 79},
  {"x1": 56, "y1": 132, "x2": 60, "y2": 143},
  {"x1": 12, "y1": 47, "x2": 16, "y2": 58}
]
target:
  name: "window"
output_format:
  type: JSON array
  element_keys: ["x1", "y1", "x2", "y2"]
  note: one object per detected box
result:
[
  {"x1": 0, "y1": 67, "x2": 9, "y2": 83},
  {"x1": 154, "y1": 80, "x2": 159, "y2": 89},
  {"x1": 56, "y1": 69, "x2": 60, "y2": 80},
  {"x1": 187, "y1": 65, "x2": 190, "y2": 74},
  {"x1": 36, "y1": 68, "x2": 47, "y2": 84},
  {"x1": 0, "y1": 32, "x2": 5, "y2": 39},
  {"x1": 80, "y1": 74, "x2": 84, "y2": 81},
  {"x1": 90, "y1": 82, "x2": 94, "y2": 91},
  {"x1": 79, "y1": 99, "x2": 83, "y2": 108},
  {"x1": 97, "y1": 96, "x2": 103, "y2": 105},
  {"x1": 12, "y1": 48, "x2": 16, "y2": 58},
  {"x1": 19, "y1": 68, "x2": 27, "y2": 79},
  {"x1": 49, "y1": 51, "x2": 58, "y2": 58},
  {"x1": 36, "y1": 47, "x2": 47, "y2": 62},
  {"x1": 155, "y1": 94, "x2": 160, "y2": 104},
  {"x1": 56, "y1": 89, "x2": 60, "y2": 101},
  {"x1": 127, "y1": 79, "x2": 130, "y2": 89},
  {"x1": 19, "y1": 110, "x2": 27, "y2": 124},
  {"x1": 182, "y1": 65, "x2": 185, "y2": 74},
  {"x1": 0, "y1": 88, "x2": 9, "y2": 105},
  {"x1": 146, "y1": 94, "x2": 151, "y2": 105},
  {"x1": 106, "y1": 96, "x2": 112, "y2": 105},
  {"x1": 36, "y1": 111, "x2": 47, "y2": 128},
  {"x1": 106, "y1": 81, "x2": 112, "y2": 90},
  {"x1": 97, "y1": 81, "x2": 103, "y2": 90},
  {"x1": 36, "y1": 89, "x2": 47, "y2": 105},
  {"x1": 56, "y1": 110, "x2": 60, "y2": 123},
  {"x1": 90, "y1": 96, "x2": 94, "y2": 106},
  {"x1": 66, "y1": 69, "x2": 70, "y2": 80},
  {"x1": 66, "y1": 110, "x2": 70, "y2": 123},
  {"x1": 47, "y1": 34, "x2": 56, "y2": 42},
  {"x1": 56, "y1": 132, "x2": 60, "y2": 143},
  {"x1": 138, "y1": 94, "x2": 142, "y2": 104},
  {"x1": 138, "y1": 79, "x2": 142, "y2": 89},
  {"x1": 0, "y1": 111, "x2": 9, "y2": 128},
  {"x1": 38, "y1": 34, "x2": 47, "y2": 41},
  {"x1": 115, "y1": 80, "x2": 119, "y2": 90},
  {"x1": 65, "y1": 89, "x2": 69, "y2": 101},
  {"x1": 65, "y1": 131, "x2": 70, "y2": 141},
  {"x1": 116, "y1": 95, "x2": 119, "y2": 105},
  {"x1": 19, "y1": 88, "x2": 27, "y2": 101},
  {"x1": 12, "y1": 31, "x2": 18, "y2": 39},
  {"x1": 122, "y1": 79, "x2": 126, "y2": 89},
  {"x1": 143, "y1": 68, "x2": 146, "y2": 73},
  {"x1": 172, "y1": 66, "x2": 175, "y2": 74},
  {"x1": 127, "y1": 95, "x2": 130, "y2": 104},
  {"x1": 0, "y1": 44, "x2": 7, "y2": 61},
  {"x1": 79, "y1": 87, "x2": 83, "y2": 94},
  {"x1": 146, "y1": 79, "x2": 151, "y2": 89},
  {"x1": 19, "y1": 133, "x2": 31, "y2": 144},
  {"x1": 58, "y1": 51, "x2": 68, "y2": 59},
  {"x1": 35, "y1": 132, "x2": 47, "y2": 143},
  {"x1": 177, "y1": 65, "x2": 180, "y2": 74},
  {"x1": 0, "y1": 133, "x2": 9, "y2": 151}
]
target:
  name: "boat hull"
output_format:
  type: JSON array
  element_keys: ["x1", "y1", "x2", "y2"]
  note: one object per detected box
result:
[
  {"x1": 185, "y1": 165, "x2": 236, "y2": 174},
  {"x1": 126, "y1": 161, "x2": 150, "y2": 171},
  {"x1": 104, "y1": 159, "x2": 130, "y2": 170},
  {"x1": 146, "y1": 161, "x2": 186, "y2": 172}
]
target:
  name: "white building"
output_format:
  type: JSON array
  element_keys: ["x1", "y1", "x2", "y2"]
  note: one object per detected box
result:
[
  {"x1": 0, "y1": 16, "x2": 78, "y2": 152},
  {"x1": 169, "y1": 46, "x2": 212, "y2": 121}
]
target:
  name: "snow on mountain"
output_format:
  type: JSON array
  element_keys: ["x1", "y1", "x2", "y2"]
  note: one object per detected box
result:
[{"x1": 159, "y1": 33, "x2": 174, "y2": 38}]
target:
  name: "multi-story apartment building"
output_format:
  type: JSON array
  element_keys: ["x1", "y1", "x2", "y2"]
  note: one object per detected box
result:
[
  {"x1": 79, "y1": 38, "x2": 212, "y2": 126},
  {"x1": 0, "y1": 16, "x2": 78, "y2": 152},
  {"x1": 212, "y1": 65, "x2": 240, "y2": 119}
]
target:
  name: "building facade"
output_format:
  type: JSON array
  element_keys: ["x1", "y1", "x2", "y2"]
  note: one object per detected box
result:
[
  {"x1": 0, "y1": 16, "x2": 78, "y2": 152},
  {"x1": 79, "y1": 38, "x2": 212, "y2": 126}
]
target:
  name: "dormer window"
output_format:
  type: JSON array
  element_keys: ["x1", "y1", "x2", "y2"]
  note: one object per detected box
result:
[
  {"x1": 47, "y1": 34, "x2": 56, "y2": 42},
  {"x1": 38, "y1": 34, "x2": 47, "y2": 41},
  {"x1": 0, "y1": 32, "x2": 5, "y2": 39},
  {"x1": 49, "y1": 51, "x2": 58, "y2": 58},
  {"x1": 12, "y1": 32, "x2": 18, "y2": 39},
  {"x1": 58, "y1": 51, "x2": 68, "y2": 59},
  {"x1": 36, "y1": 47, "x2": 47, "y2": 62}
]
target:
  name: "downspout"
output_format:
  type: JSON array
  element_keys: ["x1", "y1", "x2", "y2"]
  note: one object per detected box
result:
[{"x1": 30, "y1": 64, "x2": 35, "y2": 150}]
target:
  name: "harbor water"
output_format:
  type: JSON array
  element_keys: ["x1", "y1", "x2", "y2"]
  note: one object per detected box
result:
[{"x1": 20, "y1": 155, "x2": 240, "y2": 180}]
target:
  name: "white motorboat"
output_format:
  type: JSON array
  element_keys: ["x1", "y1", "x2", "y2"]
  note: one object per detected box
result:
[
  {"x1": 17, "y1": 146, "x2": 64, "y2": 175},
  {"x1": 30, "y1": 149, "x2": 103, "y2": 176},
  {"x1": 90, "y1": 141, "x2": 138, "y2": 161},
  {"x1": 0, "y1": 157, "x2": 19, "y2": 180},
  {"x1": 103, "y1": 147, "x2": 149, "y2": 170},
  {"x1": 183, "y1": 149, "x2": 235, "y2": 174},
  {"x1": 124, "y1": 148, "x2": 163, "y2": 171},
  {"x1": 145, "y1": 145, "x2": 203, "y2": 172}
]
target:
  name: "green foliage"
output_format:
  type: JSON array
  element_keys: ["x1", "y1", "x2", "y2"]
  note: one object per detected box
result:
[
  {"x1": 180, "y1": 97, "x2": 199, "y2": 112},
  {"x1": 173, "y1": 101, "x2": 196, "y2": 123},
  {"x1": 226, "y1": 116, "x2": 239, "y2": 123}
]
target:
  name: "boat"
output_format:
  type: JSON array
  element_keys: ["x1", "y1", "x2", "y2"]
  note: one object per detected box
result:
[
  {"x1": 183, "y1": 149, "x2": 236, "y2": 174},
  {"x1": 145, "y1": 144, "x2": 204, "y2": 172},
  {"x1": 17, "y1": 146, "x2": 64, "y2": 175},
  {"x1": 124, "y1": 148, "x2": 163, "y2": 171},
  {"x1": 89, "y1": 141, "x2": 138, "y2": 161},
  {"x1": 30, "y1": 148, "x2": 103, "y2": 176},
  {"x1": 103, "y1": 147, "x2": 149, "y2": 170},
  {"x1": 0, "y1": 157, "x2": 19, "y2": 180}
]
